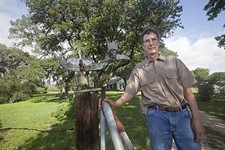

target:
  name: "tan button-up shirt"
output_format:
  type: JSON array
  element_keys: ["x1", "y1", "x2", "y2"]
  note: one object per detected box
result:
[{"x1": 125, "y1": 55, "x2": 196, "y2": 107}]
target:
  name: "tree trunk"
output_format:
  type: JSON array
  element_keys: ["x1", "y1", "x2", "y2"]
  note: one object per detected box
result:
[{"x1": 61, "y1": 81, "x2": 69, "y2": 99}]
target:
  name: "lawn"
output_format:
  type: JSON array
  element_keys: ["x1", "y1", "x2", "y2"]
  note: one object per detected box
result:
[
  {"x1": 0, "y1": 93, "x2": 75, "y2": 150},
  {"x1": 197, "y1": 94, "x2": 225, "y2": 120},
  {"x1": 0, "y1": 91, "x2": 224, "y2": 150},
  {"x1": 0, "y1": 91, "x2": 149, "y2": 150}
]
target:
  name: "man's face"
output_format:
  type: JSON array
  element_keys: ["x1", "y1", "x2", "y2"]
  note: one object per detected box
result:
[{"x1": 142, "y1": 32, "x2": 159, "y2": 59}]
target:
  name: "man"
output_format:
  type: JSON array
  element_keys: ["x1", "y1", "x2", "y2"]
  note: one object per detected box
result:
[{"x1": 101, "y1": 27, "x2": 204, "y2": 150}]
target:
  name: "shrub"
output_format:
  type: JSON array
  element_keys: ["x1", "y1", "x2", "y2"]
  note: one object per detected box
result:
[
  {"x1": 197, "y1": 80, "x2": 214, "y2": 101},
  {"x1": 0, "y1": 75, "x2": 39, "y2": 103},
  {"x1": 21, "y1": 81, "x2": 38, "y2": 96},
  {"x1": 9, "y1": 91, "x2": 29, "y2": 103}
]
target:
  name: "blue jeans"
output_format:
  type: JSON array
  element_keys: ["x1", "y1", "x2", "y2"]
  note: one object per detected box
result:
[{"x1": 146, "y1": 108, "x2": 202, "y2": 150}]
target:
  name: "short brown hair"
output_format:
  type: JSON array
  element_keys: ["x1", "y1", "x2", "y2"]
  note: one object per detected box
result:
[{"x1": 140, "y1": 27, "x2": 160, "y2": 44}]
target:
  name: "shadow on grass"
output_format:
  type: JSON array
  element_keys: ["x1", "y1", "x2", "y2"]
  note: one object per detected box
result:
[
  {"x1": 4, "y1": 91, "x2": 150, "y2": 150},
  {"x1": 18, "y1": 95, "x2": 76, "y2": 150},
  {"x1": 30, "y1": 92, "x2": 69, "y2": 103},
  {"x1": 106, "y1": 93, "x2": 150, "y2": 149},
  {"x1": 0, "y1": 121, "x2": 4, "y2": 142},
  {"x1": 197, "y1": 98, "x2": 225, "y2": 120}
]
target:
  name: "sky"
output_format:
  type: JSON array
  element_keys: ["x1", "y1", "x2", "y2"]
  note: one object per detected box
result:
[
  {"x1": 0, "y1": 0, "x2": 225, "y2": 74},
  {"x1": 164, "y1": 0, "x2": 225, "y2": 74}
]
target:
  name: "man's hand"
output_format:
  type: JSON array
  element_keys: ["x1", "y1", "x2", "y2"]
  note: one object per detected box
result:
[
  {"x1": 99, "y1": 92, "x2": 133, "y2": 110},
  {"x1": 99, "y1": 98, "x2": 118, "y2": 110},
  {"x1": 192, "y1": 119, "x2": 205, "y2": 143},
  {"x1": 184, "y1": 88, "x2": 205, "y2": 143}
]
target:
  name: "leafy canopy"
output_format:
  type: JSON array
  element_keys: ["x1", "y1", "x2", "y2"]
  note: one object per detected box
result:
[
  {"x1": 9, "y1": 0, "x2": 183, "y2": 88},
  {"x1": 204, "y1": 0, "x2": 225, "y2": 49}
]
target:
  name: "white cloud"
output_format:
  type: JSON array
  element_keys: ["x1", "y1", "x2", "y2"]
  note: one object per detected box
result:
[
  {"x1": 165, "y1": 36, "x2": 225, "y2": 74},
  {"x1": 0, "y1": 13, "x2": 12, "y2": 46},
  {"x1": 0, "y1": 0, "x2": 28, "y2": 46},
  {"x1": 0, "y1": 0, "x2": 224, "y2": 75}
]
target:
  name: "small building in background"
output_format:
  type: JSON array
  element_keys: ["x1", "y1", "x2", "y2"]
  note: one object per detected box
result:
[{"x1": 107, "y1": 76, "x2": 125, "y2": 91}]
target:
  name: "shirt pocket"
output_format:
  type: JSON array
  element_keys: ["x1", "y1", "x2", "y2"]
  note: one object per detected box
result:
[
  {"x1": 140, "y1": 74, "x2": 159, "y2": 94},
  {"x1": 165, "y1": 71, "x2": 178, "y2": 80},
  {"x1": 140, "y1": 74, "x2": 157, "y2": 88},
  {"x1": 165, "y1": 71, "x2": 182, "y2": 92}
]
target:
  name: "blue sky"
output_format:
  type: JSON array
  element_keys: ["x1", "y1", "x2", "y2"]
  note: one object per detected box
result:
[
  {"x1": 0, "y1": 0, "x2": 224, "y2": 73},
  {"x1": 164, "y1": 0, "x2": 225, "y2": 74},
  {"x1": 170, "y1": 0, "x2": 224, "y2": 42}
]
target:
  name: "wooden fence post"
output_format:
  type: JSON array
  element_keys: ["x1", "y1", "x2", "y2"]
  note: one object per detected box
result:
[{"x1": 75, "y1": 91, "x2": 100, "y2": 150}]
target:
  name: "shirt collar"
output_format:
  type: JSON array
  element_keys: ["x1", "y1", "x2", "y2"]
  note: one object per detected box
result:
[{"x1": 145, "y1": 54, "x2": 165, "y2": 66}]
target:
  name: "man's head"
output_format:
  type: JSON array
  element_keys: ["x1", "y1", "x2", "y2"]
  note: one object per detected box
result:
[
  {"x1": 140, "y1": 27, "x2": 160, "y2": 59},
  {"x1": 140, "y1": 27, "x2": 160, "y2": 44}
]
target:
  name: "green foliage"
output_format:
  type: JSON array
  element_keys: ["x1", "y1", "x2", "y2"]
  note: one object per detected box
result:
[
  {"x1": 0, "y1": 74, "x2": 38, "y2": 103},
  {"x1": 211, "y1": 72, "x2": 225, "y2": 81},
  {"x1": 197, "y1": 80, "x2": 215, "y2": 101},
  {"x1": 210, "y1": 72, "x2": 225, "y2": 94},
  {"x1": 215, "y1": 33, "x2": 225, "y2": 50},
  {"x1": 204, "y1": 0, "x2": 225, "y2": 21},
  {"x1": 193, "y1": 69, "x2": 225, "y2": 101},
  {"x1": 45, "y1": 84, "x2": 60, "y2": 92},
  {"x1": 192, "y1": 68, "x2": 210, "y2": 82},
  {"x1": 197, "y1": 94, "x2": 225, "y2": 120},
  {"x1": 10, "y1": 91, "x2": 29, "y2": 103},
  {"x1": 0, "y1": 44, "x2": 30, "y2": 76},
  {"x1": 0, "y1": 44, "x2": 47, "y2": 103},
  {"x1": 51, "y1": 104, "x2": 68, "y2": 119},
  {"x1": 204, "y1": 0, "x2": 225, "y2": 49},
  {"x1": 192, "y1": 68, "x2": 213, "y2": 101},
  {"x1": 9, "y1": 0, "x2": 184, "y2": 91}
]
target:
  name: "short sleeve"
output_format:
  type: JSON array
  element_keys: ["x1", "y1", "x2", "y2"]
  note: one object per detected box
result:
[
  {"x1": 125, "y1": 68, "x2": 140, "y2": 96},
  {"x1": 176, "y1": 58, "x2": 197, "y2": 88}
]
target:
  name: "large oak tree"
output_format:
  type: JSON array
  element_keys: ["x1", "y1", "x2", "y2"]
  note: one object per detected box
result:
[{"x1": 9, "y1": 0, "x2": 183, "y2": 94}]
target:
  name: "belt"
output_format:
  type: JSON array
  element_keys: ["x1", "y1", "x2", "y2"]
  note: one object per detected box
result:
[{"x1": 149, "y1": 104, "x2": 187, "y2": 112}]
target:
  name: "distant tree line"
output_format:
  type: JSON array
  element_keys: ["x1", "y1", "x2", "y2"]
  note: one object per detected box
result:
[
  {"x1": 192, "y1": 68, "x2": 225, "y2": 101},
  {"x1": 0, "y1": 0, "x2": 224, "y2": 103}
]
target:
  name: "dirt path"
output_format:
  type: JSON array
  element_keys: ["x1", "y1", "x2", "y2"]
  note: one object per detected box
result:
[
  {"x1": 199, "y1": 111, "x2": 225, "y2": 150},
  {"x1": 200, "y1": 111, "x2": 225, "y2": 134}
]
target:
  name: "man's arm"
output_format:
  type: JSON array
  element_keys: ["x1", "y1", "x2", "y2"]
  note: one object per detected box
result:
[
  {"x1": 103, "y1": 92, "x2": 134, "y2": 109},
  {"x1": 184, "y1": 87, "x2": 205, "y2": 143}
]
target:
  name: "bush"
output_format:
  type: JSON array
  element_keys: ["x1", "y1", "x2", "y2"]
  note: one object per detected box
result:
[
  {"x1": 0, "y1": 74, "x2": 39, "y2": 103},
  {"x1": 9, "y1": 91, "x2": 29, "y2": 103},
  {"x1": 197, "y1": 81, "x2": 214, "y2": 101},
  {"x1": 21, "y1": 82, "x2": 38, "y2": 96}
]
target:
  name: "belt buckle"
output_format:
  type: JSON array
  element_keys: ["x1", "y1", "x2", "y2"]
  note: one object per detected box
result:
[{"x1": 168, "y1": 106, "x2": 180, "y2": 112}]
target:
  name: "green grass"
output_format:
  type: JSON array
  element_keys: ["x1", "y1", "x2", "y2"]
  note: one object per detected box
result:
[
  {"x1": 106, "y1": 91, "x2": 150, "y2": 149},
  {"x1": 0, "y1": 93, "x2": 75, "y2": 150},
  {"x1": 197, "y1": 94, "x2": 225, "y2": 120},
  {"x1": 1, "y1": 91, "x2": 224, "y2": 150},
  {"x1": 0, "y1": 91, "x2": 149, "y2": 150}
]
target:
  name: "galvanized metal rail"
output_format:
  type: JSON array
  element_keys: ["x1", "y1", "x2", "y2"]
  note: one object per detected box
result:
[{"x1": 100, "y1": 102, "x2": 134, "y2": 150}]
